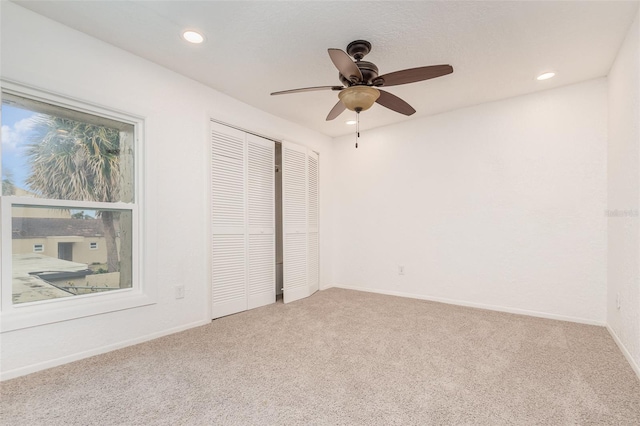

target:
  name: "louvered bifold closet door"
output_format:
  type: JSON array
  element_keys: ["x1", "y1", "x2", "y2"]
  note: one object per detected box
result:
[
  {"x1": 246, "y1": 134, "x2": 275, "y2": 309},
  {"x1": 307, "y1": 151, "x2": 319, "y2": 295},
  {"x1": 211, "y1": 122, "x2": 247, "y2": 318},
  {"x1": 282, "y1": 142, "x2": 308, "y2": 304}
]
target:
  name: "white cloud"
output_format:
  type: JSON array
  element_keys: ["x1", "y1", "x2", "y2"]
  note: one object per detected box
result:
[
  {"x1": 1, "y1": 116, "x2": 39, "y2": 153},
  {"x1": 1, "y1": 125, "x2": 13, "y2": 150}
]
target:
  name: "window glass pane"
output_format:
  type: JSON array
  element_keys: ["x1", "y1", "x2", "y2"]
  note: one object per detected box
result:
[
  {"x1": 11, "y1": 206, "x2": 133, "y2": 304},
  {"x1": 1, "y1": 94, "x2": 134, "y2": 202}
]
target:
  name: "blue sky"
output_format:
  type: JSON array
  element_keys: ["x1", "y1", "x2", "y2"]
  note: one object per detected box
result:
[
  {"x1": 2, "y1": 104, "x2": 97, "y2": 217},
  {"x1": 1, "y1": 103, "x2": 37, "y2": 191}
]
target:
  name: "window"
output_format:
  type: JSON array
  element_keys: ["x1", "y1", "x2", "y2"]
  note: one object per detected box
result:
[{"x1": 1, "y1": 82, "x2": 149, "y2": 331}]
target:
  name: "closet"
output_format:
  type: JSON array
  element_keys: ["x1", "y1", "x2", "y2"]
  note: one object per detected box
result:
[{"x1": 210, "y1": 121, "x2": 318, "y2": 319}]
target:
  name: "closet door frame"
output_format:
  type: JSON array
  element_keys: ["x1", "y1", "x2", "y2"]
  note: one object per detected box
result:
[{"x1": 209, "y1": 120, "x2": 321, "y2": 318}]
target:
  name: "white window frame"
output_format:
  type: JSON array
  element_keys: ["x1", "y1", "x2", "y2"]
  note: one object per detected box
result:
[
  {"x1": 0, "y1": 80, "x2": 153, "y2": 332},
  {"x1": 33, "y1": 244, "x2": 44, "y2": 253}
]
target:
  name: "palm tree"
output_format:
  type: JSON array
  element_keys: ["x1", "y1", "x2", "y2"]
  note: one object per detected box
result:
[
  {"x1": 25, "y1": 115, "x2": 122, "y2": 275},
  {"x1": 2, "y1": 169, "x2": 16, "y2": 195}
]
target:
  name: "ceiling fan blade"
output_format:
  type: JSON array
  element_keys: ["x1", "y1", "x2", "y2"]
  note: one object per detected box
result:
[
  {"x1": 377, "y1": 65, "x2": 453, "y2": 87},
  {"x1": 328, "y1": 48, "x2": 363, "y2": 82},
  {"x1": 375, "y1": 90, "x2": 416, "y2": 116},
  {"x1": 271, "y1": 86, "x2": 344, "y2": 96},
  {"x1": 326, "y1": 100, "x2": 346, "y2": 121}
]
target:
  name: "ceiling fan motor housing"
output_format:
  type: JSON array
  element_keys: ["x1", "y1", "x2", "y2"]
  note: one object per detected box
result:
[{"x1": 340, "y1": 61, "x2": 379, "y2": 86}]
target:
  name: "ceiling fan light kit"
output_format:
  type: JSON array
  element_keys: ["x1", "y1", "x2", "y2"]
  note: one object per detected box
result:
[
  {"x1": 338, "y1": 86, "x2": 380, "y2": 112},
  {"x1": 271, "y1": 39, "x2": 453, "y2": 147}
]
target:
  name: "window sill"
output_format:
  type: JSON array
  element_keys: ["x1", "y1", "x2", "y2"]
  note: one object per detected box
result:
[{"x1": 1, "y1": 290, "x2": 156, "y2": 332}]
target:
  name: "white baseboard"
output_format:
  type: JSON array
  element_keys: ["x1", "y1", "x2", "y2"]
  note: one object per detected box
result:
[
  {"x1": 606, "y1": 325, "x2": 640, "y2": 380},
  {"x1": 0, "y1": 319, "x2": 211, "y2": 381},
  {"x1": 332, "y1": 285, "x2": 606, "y2": 326}
]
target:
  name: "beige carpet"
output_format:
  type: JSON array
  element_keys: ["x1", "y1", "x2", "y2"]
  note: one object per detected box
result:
[{"x1": 1, "y1": 288, "x2": 639, "y2": 425}]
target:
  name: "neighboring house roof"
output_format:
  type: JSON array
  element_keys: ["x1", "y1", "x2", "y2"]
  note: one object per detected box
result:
[
  {"x1": 12, "y1": 217, "x2": 104, "y2": 239},
  {"x1": 12, "y1": 253, "x2": 90, "y2": 304}
]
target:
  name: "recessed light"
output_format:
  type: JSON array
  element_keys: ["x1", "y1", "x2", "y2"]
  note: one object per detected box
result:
[
  {"x1": 182, "y1": 30, "x2": 204, "y2": 44},
  {"x1": 537, "y1": 72, "x2": 556, "y2": 81},
  {"x1": 345, "y1": 120, "x2": 357, "y2": 125}
]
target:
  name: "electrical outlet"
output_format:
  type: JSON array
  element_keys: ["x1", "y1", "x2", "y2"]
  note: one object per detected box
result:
[
  {"x1": 616, "y1": 292, "x2": 621, "y2": 310},
  {"x1": 398, "y1": 266, "x2": 405, "y2": 275},
  {"x1": 175, "y1": 285, "x2": 185, "y2": 299}
]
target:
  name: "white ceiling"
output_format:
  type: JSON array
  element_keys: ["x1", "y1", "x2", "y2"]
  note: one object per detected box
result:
[{"x1": 12, "y1": 1, "x2": 639, "y2": 137}]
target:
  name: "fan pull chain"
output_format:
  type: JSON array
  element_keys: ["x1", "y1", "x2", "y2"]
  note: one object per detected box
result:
[{"x1": 355, "y1": 112, "x2": 360, "y2": 148}]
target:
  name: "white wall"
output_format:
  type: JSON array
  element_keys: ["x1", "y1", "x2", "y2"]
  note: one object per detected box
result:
[
  {"x1": 0, "y1": 3, "x2": 333, "y2": 379},
  {"x1": 332, "y1": 79, "x2": 608, "y2": 324},
  {"x1": 607, "y1": 9, "x2": 640, "y2": 375}
]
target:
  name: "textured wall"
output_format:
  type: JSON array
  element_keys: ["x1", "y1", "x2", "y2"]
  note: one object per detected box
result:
[
  {"x1": 607, "y1": 9, "x2": 640, "y2": 374},
  {"x1": 332, "y1": 79, "x2": 608, "y2": 324}
]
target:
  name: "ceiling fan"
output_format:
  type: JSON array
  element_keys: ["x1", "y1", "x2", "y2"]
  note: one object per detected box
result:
[{"x1": 270, "y1": 40, "x2": 453, "y2": 121}]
